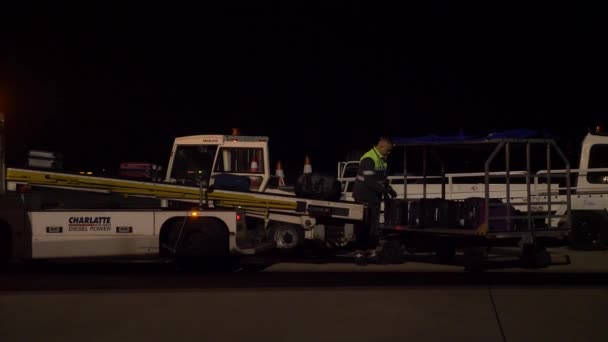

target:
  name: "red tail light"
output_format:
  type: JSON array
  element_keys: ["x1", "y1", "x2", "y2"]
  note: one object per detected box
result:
[{"x1": 16, "y1": 184, "x2": 32, "y2": 194}]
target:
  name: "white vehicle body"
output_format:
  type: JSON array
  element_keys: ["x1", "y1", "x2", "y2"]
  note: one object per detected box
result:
[
  {"x1": 29, "y1": 209, "x2": 244, "y2": 259},
  {"x1": 0, "y1": 119, "x2": 366, "y2": 261}
]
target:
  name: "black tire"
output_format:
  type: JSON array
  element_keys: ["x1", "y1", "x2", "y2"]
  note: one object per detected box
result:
[
  {"x1": 355, "y1": 259, "x2": 367, "y2": 266},
  {"x1": 268, "y1": 223, "x2": 304, "y2": 254},
  {"x1": 179, "y1": 229, "x2": 216, "y2": 258},
  {"x1": 463, "y1": 247, "x2": 486, "y2": 272},
  {"x1": 170, "y1": 219, "x2": 229, "y2": 257},
  {"x1": 435, "y1": 246, "x2": 456, "y2": 264},
  {"x1": 378, "y1": 240, "x2": 406, "y2": 264},
  {"x1": 173, "y1": 219, "x2": 232, "y2": 272},
  {"x1": 0, "y1": 224, "x2": 11, "y2": 269},
  {"x1": 160, "y1": 218, "x2": 188, "y2": 258},
  {"x1": 534, "y1": 248, "x2": 551, "y2": 268},
  {"x1": 569, "y1": 211, "x2": 608, "y2": 251},
  {"x1": 521, "y1": 245, "x2": 551, "y2": 268}
]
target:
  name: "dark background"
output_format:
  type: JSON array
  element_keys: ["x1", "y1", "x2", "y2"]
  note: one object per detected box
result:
[{"x1": 1, "y1": 2, "x2": 606, "y2": 182}]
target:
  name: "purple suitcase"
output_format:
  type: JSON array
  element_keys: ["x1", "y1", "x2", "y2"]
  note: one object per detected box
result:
[{"x1": 461, "y1": 197, "x2": 519, "y2": 231}]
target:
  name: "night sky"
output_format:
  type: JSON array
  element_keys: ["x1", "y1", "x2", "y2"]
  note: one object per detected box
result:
[{"x1": 2, "y1": 2, "x2": 607, "y2": 181}]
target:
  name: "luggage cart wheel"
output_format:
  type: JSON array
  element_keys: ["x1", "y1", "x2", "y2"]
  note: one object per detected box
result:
[
  {"x1": 435, "y1": 246, "x2": 456, "y2": 264},
  {"x1": 463, "y1": 247, "x2": 486, "y2": 272},
  {"x1": 521, "y1": 244, "x2": 551, "y2": 268},
  {"x1": 378, "y1": 240, "x2": 406, "y2": 264}
]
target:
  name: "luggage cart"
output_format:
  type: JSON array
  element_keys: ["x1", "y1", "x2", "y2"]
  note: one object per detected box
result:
[{"x1": 377, "y1": 132, "x2": 572, "y2": 271}]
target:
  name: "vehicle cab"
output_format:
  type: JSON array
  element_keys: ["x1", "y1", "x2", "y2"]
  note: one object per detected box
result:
[
  {"x1": 575, "y1": 128, "x2": 608, "y2": 193},
  {"x1": 165, "y1": 134, "x2": 271, "y2": 192}
]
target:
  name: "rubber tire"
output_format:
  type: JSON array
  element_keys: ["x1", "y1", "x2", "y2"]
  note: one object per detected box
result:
[
  {"x1": 268, "y1": 223, "x2": 304, "y2": 254},
  {"x1": 569, "y1": 211, "x2": 608, "y2": 251},
  {"x1": 463, "y1": 247, "x2": 486, "y2": 272},
  {"x1": 435, "y1": 246, "x2": 456, "y2": 264},
  {"x1": 521, "y1": 245, "x2": 551, "y2": 268},
  {"x1": 174, "y1": 220, "x2": 232, "y2": 272},
  {"x1": 378, "y1": 240, "x2": 406, "y2": 264},
  {"x1": 0, "y1": 225, "x2": 10, "y2": 270}
]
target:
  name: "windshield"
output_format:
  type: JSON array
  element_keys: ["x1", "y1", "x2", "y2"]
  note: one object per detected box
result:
[
  {"x1": 587, "y1": 144, "x2": 608, "y2": 184},
  {"x1": 170, "y1": 144, "x2": 218, "y2": 186}
]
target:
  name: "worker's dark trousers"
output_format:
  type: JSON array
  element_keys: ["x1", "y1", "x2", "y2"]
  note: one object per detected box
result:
[{"x1": 355, "y1": 201, "x2": 380, "y2": 251}]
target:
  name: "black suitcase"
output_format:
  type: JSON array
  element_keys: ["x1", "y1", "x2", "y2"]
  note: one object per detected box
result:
[
  {"x1": 409, "y1": 198, "x2": 460, "y2": 228},
  {"x1": 213, "y1": 173, "x2": 251, "y2": 192},
  {"x1": 385, "y1": 199, "x2": 409, "y2": 225}
]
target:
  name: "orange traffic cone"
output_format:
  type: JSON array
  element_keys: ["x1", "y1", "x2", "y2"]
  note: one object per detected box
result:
[
  {"x1": 249, "y1": 157, "x2": 262, "y2": 191},
  {"x1": 276, "y1": 161, "x2": 286, "y2": 186},
  {"x1": 250, "y1": 157, "x2": 259, "y2": 173},
  {"x1": 303, "y1": 155, "x2": 312, "y2": 174}
]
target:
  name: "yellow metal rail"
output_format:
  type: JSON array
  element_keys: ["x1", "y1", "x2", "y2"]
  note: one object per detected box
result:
[{"x1": 7, "y1": 168, "x2": 298, "y2": 212}]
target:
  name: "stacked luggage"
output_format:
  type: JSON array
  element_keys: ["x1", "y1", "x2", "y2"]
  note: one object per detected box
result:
[
  {"x1": 385, "y1": 197, "x2": 521, "y2": 231},
  {"x1": 408, "y1": 198, "x2": 460, "y2": 228}
]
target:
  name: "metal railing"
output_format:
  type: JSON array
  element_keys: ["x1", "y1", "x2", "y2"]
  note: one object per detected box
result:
[{"x1": 339, "y1": 138, "x2": 573, "y2": 234}]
